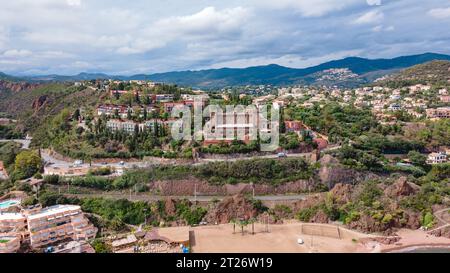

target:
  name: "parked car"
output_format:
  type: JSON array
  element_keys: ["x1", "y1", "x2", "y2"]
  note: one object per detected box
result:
[{"x1": 277, "y1": 152, "x2": 287, "y2": 158}]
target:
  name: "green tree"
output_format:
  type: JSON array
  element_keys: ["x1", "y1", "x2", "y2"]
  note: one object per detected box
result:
[
  {"x1": 92, "y1": 239, "x2": 112, "y2": 253},
  {"x1": 408, "y1": 151, "x2": 428, "y2": 169},
  {"x1": 14, "y1": 150, "x2": 43, "y2": 179}
]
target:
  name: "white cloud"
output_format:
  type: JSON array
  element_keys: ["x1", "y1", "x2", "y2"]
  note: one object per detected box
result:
[
  {"x1": 353, "y1": 10, "x2": 384, "y2": 24},
  {"x1": 372, "y1": 25, "x2": 394, "y2": 32},
  {"x1": 3, "y1": 49, "x2": 33, "y2": 57},
  {"x1": 67, "y1": 0, "x2": 81, "y2": 6},
  {"x1": 0, "y1": 0, "x2": 450, "y2": 75},
  {"x1": 428, "y1": 7, "x2": 450, "y2": 19},
  {"x1": 259, "y1": 0, "x2": 359, "y2": 17},
  {"x1": 117, "y1": 6, "x2": 251, "y2": 55},
  {"x1": 156, "y1": 6, "x2": 249, "y2": 35},
  {"x1": 209, "y1": 49, "x2": 363, "y2": 69},
  {"x1": 366, "y1": 0, "x2": 382, "y2": 6}
]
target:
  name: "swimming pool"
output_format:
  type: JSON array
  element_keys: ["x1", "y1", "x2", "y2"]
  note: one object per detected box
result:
[{"x1": 0, "y1": 200, "x2": 20, "y2": 209}]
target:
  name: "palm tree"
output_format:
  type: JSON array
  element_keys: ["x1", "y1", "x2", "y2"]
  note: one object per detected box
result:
[
  {"x1": 249, "y1": 218, "x2": 256, "y2": 235},
  {"x1": 230, "y1": 219, "x2": 237, "y2": 234},
  {"x1": 238, "y1": 219, "x2": 249, "y2": 235}
]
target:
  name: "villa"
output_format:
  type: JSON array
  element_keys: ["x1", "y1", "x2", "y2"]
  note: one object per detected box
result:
[
  {"x1": 426, "y1": 107, "x2": 450, "y2": 119},
  {"x1": 426, "y1": 152, "x2": 448, "y2": 165}
]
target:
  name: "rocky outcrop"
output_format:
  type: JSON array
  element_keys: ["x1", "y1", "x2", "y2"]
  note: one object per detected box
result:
[
  {"x1": 359, "y1": 236, "x2": 401, "y2": 245},
  {"x1": 330, "y1": 183, "x2": 353, "y2": 204},
  {"x1": 348, "y1": 210, "x2": 422, "y2": 234},
  {"x1": 348, "y1": 214, "x2": 392, "y2": 234},
  {"x1": 149, "y1": 178, "x2": 227, "y2": 196},
  {"x1": 429, "y1": 226, "x2": 450, "y2": 239},
  {"x1": 148, "y1": 178, "x2": 314, "y2": 196},
  {"x1": 310, "y1": 210, "x2": 329, "y2": 224},
  {"x1": 404, "y1": 211, "x2": 422, "y2": 230},
  {"x1": 384, "y1": 177, "x2": 420, "y2": 198},
  {"x1": 164, "y1": 198, "x2": 177, "y2": 217},
  {"x1": 318, "y1": 155, "x2": 378, "y2": 189},
  {"x1": 0, "y1": 80, "x2": 40, "y2": 93},
  {"x1": 292, "y1": 194, "x2": 325, "y2": 211},
  {"x1": 202, "y1": 194, "x2": 259, "y2": 224},
  {"x1": 32, "y1": 95, "x2": 50, "y2": 112}
]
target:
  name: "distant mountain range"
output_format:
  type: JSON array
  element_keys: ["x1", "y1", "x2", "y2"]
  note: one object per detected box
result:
[{"x1": 2, "y1": 52, "x2": 450, "y2": 88}]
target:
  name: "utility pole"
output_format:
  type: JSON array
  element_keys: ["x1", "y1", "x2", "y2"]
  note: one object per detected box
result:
[
  {"x1": 194, "y1": 183, "x2": 197, "y2": 204},
  {"x1": 144, "y1": 208, "x2": 148, "y2": 226}
]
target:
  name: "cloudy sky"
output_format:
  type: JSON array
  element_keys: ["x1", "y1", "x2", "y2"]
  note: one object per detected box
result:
[{"x1": 1, "y1": 0, "x2": 450, "y2": 75}]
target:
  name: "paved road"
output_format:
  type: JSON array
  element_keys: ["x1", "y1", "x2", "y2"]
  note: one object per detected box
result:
[
  {"x1": 64, "y1": 193, "x2": 308, "y2": 202},
  {"x1": 0, "y1": 138, "x2": 31, "y2": 149},
  {"x1": 41, "y1": 150, "x2": 151, "y2": 170},
  {"x1": 41, "y1": 144, "x2": 341, "y2": 170}
]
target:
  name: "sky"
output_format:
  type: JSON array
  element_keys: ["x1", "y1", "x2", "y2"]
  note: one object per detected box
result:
[{"x1": 0, "y1": 0, "x2": 450, "y2": 76}]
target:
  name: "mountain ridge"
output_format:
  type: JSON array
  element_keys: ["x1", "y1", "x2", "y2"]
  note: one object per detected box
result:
[{"x1": 2, "y1": 52, "x2": 450, "y2": 88}]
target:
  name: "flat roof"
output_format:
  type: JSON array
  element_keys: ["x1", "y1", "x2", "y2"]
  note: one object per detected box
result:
[
  {"x1": 0, "y1": 236, "x2": 17, "y2": 241},
  {"x1": 27, "y1": 205, "x2": 81, "y2": 220},
  {"x1": 0, "y1": 213, "x2": 25, "y2": 221},
  {"x1": 112, "y1": 234, "x2": 137, "y2": 247}
]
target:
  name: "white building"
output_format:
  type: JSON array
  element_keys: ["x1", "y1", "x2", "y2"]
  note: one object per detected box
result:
[{"x1": 426, "y1": 152, "x2": 448, "y2": 165}]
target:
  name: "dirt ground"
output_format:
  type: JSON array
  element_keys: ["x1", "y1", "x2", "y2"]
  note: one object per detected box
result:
[
  {"x1": 190, "y1": 222, "x2": 370, "y2": 253},
  {"x1": 190, "y1": 222, "x2": 450, "y2": 253},
  {"x1": 380, "y1": 229, "x2": 450, "y2": 252}
]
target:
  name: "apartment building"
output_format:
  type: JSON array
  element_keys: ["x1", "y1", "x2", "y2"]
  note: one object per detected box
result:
[
  {"x1": 426, "y1": 107, "x2": 450, "y2": 119},
  {"x1": 109, "y1": 89, "x2": 130, "y2": 97},
  {"x1": 204, "y1": 108, "x2": 273, "y2": 144},
  {"x1": 97, "y1": 104, "x2": 130, "y2": 119},
  {"x1": 25, "y1": 205, "x2": 97, "y2": 248},
  {"x1": 0, "y1": 213, "x2": 27, "y2": 233},
  {"x1": 97, "y1": 104, "x2": 155, "y2": 119},
  {"x1": 163, "y1": 102, "x2": 190, "y2": 113},
  {"x1": 106, "y1": 119, "x2": 145, "y2": 134},
  {"x1": 152, "y1": 94, "x2": 174, "y2": 102},
  {"x1": 181, "y1": 93, "x2": 209, "y2": 101},
  {"x1": 409, "y1": 84, "x2": 431, "y2": 93},
  {"x1": 0, "y1": 235, "x2": 21, "y2": 253},
  {"x1": 440, "y1": 96, "x2": 450, "y2": 103},
  {"x1": 0, "y1": 211, "x2": 29, "y2": 246}
]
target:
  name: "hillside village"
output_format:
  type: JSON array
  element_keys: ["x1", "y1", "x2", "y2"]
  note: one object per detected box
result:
[{"x1": 0, "y1": 60, "x2": 449, "y2": 253}]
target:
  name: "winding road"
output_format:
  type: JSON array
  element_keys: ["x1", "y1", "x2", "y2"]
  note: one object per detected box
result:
[
  {"x1": 429, "y1": 208, "x2": 450, "y2": 233},
  {"x1": 0, "y1": 138, "x2": 31, "y2": 149}
]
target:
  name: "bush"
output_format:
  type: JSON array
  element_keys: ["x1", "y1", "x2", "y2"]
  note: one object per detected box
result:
[
  {"x1": 421, "y1": 212, "x2": 435, "y2": 228},
  {"x1": 296, "y1": 206, "x2": 318, "y2": 222},
  {"x1": 88, "y1": 167, "x2": 112, "y2": 176},
  {"x1": 44, "y1": 175, "x2": 60, "y2": 184},
  {"x1": 91, "y1": 239, "x2": 112, "y2": 253}
]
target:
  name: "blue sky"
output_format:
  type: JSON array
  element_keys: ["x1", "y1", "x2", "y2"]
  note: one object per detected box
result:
[{"x1": 1, "y1": 0, "x2": 450, "y2": 75}]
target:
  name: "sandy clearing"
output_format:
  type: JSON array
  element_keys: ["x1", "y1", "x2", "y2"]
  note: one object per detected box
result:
[{"x1": 191, "y1": 222, "x2": 370, "y2": 253}]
